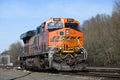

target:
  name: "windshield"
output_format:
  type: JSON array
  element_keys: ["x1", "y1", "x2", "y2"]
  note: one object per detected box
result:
[
  {"x1": 48, "y1": 21, "x2": 63, "y2": 29},
  {"x1": 65, "y1": 23, "x2": 79, "y2": 31}
]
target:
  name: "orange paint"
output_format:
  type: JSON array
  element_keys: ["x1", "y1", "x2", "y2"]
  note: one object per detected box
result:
[{"x1": 22, "y1": 18, "x2": 84, "y2": 54}]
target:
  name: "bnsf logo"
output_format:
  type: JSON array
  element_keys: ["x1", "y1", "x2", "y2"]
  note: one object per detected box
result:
[{"x1": 50, "y1": 36, "x2": 81, "y2": 42}]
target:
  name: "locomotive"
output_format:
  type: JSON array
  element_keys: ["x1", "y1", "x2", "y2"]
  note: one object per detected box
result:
[{"x1": 20, "y1": 18, "x2": 87, "y2": 71}]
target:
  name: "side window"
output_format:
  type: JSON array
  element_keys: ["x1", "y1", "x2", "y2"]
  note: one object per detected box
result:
[
  {"x1": 40, "y1": 22, "x2": 45, "y2": 32},
  {"x1": 37, "y1": 27, "x2": 40, "y2": 34},
  {"x1": 40, "y1": 26, "x2": 42, "y2": 33},
  {"x1": 40, "y1": 26, "x2": 45, "y2": 32},
  {"x1": 41, "y1": 27, "x2": 45, "y2": 32}
]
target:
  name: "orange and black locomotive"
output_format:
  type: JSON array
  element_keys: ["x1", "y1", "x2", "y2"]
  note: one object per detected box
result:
[{"x1": 20, "y1": 18, "x2": 87, "y2": 71}]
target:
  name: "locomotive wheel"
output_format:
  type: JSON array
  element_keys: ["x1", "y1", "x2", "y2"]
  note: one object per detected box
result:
[{"x1": 20, "y1": 63, "x2": 25, "y2": 70}]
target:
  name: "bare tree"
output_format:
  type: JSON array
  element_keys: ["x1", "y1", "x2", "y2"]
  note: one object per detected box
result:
[
  {"x1": 82, "y1": 8, "x2": 120, "y2": 67},
  {"x1": 8, "y1": 42, "x2": 23, "y2": 65}
]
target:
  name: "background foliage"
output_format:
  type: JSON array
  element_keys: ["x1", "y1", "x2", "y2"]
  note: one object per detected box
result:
[{"x1": 82, "y1": 1, "x2": 120, "y2": 67}]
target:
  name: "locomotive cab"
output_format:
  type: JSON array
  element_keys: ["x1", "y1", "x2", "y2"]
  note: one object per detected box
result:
[{"x1": 47, "y1": 18, "x2": 84, "y2": 53}]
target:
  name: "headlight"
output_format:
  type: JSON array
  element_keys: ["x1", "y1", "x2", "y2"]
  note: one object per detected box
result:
[
  {"x1": 57, "y1": 47, "x2": 62, "y2": 52},
  {"x1": 66, "y1": 29, "x2": 69, "y2": 35},
  {"x1": 59, "y1": 47, "x2": 62, "y2": 50}
]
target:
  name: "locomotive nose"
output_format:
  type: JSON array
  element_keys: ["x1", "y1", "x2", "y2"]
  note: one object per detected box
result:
[
  {"x1": 59, "y1": 29, "x2": 70, "y2": 36},
  {"x1": 59, "y1": 29, "x2": 74, "y2": 51},
  {"x1": 59, "y1": 28, "x2": 83, "y2": 52}
]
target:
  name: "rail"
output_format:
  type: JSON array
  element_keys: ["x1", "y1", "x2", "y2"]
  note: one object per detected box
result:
[
  {"x1": 1, "y1": 66, "x2": 120, "y2": 79},
  {"x1": 59, "y1": 67, "x2": 120, "y2": 79}
]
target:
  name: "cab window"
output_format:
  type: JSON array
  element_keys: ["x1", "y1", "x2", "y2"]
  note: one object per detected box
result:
[
  {"x1": 40, "y1": 23, "x2": 45, "y2": 32},
  {"x1": 48, "y1": 21, "x2": 63, "y2": 29},
  {"x1": 65, "y1": 23, "x2": 79, "y2": 31}
]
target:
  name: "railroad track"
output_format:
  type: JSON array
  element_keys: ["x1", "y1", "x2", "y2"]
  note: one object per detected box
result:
[
  {"x1": 59, "y1": 71, "x2": 120, "y2": 79},
  {"x1": 1, "y1": 66, "x2": 120, "y2": 79},
  {"x1": 0, "y1": 65, "x2": 21, "y2": 70},
  {"x1": 59, "y1": 67, "x2": 120, "y2": 79},
  {"x1": 74, "y1": 71, "x2": 120, "y2": 78}
]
